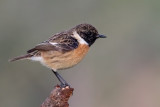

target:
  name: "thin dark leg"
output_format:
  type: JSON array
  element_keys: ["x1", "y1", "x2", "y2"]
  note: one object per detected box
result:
[{"x1": 52, "y1": 70, "x2": 70, "y2": 87}]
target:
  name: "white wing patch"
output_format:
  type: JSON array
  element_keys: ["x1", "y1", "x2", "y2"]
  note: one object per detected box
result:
[
  {"x1": 49, "y1": 42, "x2": 58, "y2": 46},
  {"x1": 73, "y1": 31, "x2": 88, "y2": 45}
]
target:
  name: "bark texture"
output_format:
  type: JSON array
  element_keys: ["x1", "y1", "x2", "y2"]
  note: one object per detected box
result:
[{"x1": 41, "y1": 85, "x2": 74, "y2": 107}]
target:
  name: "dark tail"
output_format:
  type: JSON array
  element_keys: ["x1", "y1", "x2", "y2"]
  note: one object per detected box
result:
[{"x1": 9, "y1": 54, "x2": 32, "y2": 62}]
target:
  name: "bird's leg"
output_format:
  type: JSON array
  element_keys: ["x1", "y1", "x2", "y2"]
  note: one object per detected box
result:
[{"x1": 52, "y1": 70, "x2": 70, "y2": 87}]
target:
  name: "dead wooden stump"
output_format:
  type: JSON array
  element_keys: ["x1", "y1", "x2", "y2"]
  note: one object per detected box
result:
[{"x1": 41, "y1": 85, "x2": 74, "y2": 107}]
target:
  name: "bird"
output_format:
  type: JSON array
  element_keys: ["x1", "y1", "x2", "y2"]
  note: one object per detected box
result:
[{"x1": 9, "y1": 23, "x2": 106, "y2": 87}]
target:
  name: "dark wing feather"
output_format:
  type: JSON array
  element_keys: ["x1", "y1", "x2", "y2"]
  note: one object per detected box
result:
[
  {"x1": 27, "y1": 32, "x2": 79, "y2": 54},
  {"x1": 27, "y1": 43, "x2": 59, "y2": 53}
]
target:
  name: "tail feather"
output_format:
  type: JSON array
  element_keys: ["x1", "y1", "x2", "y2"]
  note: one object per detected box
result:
[{"x1": 9, "y1": 54, "x2": 32, "y2": 62}]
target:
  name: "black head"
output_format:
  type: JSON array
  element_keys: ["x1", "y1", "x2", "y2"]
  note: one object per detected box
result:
[{"x1": 74, "y1": 23, "x2": 106, "y2": 46}]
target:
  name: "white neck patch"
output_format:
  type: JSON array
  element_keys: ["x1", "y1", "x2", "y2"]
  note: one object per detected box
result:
[{"x1": 73, "y1": 31, "x2": 88, "y2": 45}]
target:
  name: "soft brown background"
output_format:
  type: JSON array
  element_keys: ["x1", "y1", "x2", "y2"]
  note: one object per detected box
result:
[{"x1": 1, "y1": 0, "x2": 160, "y2": 107}]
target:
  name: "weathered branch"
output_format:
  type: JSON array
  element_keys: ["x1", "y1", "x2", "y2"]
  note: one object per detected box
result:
[{"x1": 41, "y1": 85, "x2": 74, "y2": 107}]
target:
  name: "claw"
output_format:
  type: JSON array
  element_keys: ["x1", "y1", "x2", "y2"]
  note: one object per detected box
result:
[{"x1": 52, "y1": 70, "x2": 70, "y2": 88}]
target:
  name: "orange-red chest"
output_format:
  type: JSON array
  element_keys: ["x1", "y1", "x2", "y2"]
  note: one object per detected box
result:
[{"x1": 41, "y1": 44, "x2": 89, "y2": 70}]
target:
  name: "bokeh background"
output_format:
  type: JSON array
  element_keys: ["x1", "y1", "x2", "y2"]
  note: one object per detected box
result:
[{"x1": 1, "y1": 0, "x2": 160, "y2": 107}]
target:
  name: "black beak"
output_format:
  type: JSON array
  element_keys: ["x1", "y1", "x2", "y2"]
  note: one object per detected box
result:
[{"x1": 97, "y1": 34, "x2": 106, "y2": 38}]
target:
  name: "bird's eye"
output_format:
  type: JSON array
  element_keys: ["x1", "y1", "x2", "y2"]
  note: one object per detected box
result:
[
  {"x1": 87, "y1": 32, "x2": 91, "y2": 35},
  {"x1": 81, "y1": 32, "x2": 92, "y2": 36}
]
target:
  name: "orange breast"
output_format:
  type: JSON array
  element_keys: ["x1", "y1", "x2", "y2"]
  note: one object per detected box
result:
[{"x1": 41, "y1": 44, "x2": 89, "y2": 71}]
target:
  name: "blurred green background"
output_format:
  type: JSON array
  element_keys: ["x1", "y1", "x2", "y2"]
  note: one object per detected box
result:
[{"x1": 1, "y1": 0, "x2": 160, "y2": 107}]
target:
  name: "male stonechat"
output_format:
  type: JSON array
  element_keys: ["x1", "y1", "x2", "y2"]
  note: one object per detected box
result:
[{"x1": 9, "y1": 23, "x2": 106, "y2": 87}]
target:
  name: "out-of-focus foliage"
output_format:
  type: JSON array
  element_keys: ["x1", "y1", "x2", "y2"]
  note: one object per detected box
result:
[{"x1": 0, "y1": 0, "x2": 160, "y2": 107}]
